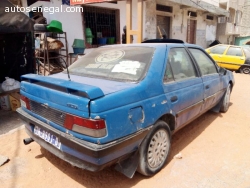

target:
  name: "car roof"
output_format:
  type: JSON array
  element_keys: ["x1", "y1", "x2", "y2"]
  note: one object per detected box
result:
[
  {"x1": 210, "y1": 44, "x2": 242, "y2": 48},
  {"x1": 101, "y1": 41, "x2": 202, "y2": 49},
  {"x1": 142, "y1": 39, "x2": 184, "y2": 43}
]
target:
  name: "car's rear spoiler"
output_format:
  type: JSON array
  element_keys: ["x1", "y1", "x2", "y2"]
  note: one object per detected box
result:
[{"x1": 21, "y1": 74, "x2": 104, "y2": 100}]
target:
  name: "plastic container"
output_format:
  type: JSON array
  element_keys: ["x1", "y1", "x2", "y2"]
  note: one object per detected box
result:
[
  {"x1": 72, "y1": 39, "x2": 85, "y2": 48},
  {"x1": 46, "y1": 20, "x2": 63, "y2": 33},
  {"x1": 73, "y1": 47, "x2": 85, "y2": 54},
  {"x1": 86, "y1": 37, "x2": 93, "y2": 44},
  {"x1": 85, "y1": 28, "x2": 94, "y2": 38},
  {"x1": 98, "y1": 38, "x2": 107, "y2": 45},
  {"x1": 107, "y1": 37, "x2": 115, "y2": 44},
  {"x1": 0, "y1": 95, "x2": 11, "y2": 110},
  {"x1": 34, "y1": 24, "x2": 48, "y2": 32}
]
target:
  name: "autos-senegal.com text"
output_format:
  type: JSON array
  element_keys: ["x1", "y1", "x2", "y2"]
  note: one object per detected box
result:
[{"x1": 5, "y1": 5, "x2": 83, "y2": 14}]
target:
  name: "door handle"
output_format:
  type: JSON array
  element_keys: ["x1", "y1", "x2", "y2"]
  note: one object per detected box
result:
[
  {"x1": 218, "y1": 55, "x2": 222, "y2": 58},
  {"x1": 205, "y1": 85, "x2": 209, "y2": 89},
  {"x1": 240, "y1": 57, "x2": 244, "y2": 60},
  {"x1": 170, "y1": 96, "x2": 178, "y2": 102}
]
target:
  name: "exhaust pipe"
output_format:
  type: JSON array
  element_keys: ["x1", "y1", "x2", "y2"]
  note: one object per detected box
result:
[{"x1": 23, "y1": 138, "x2": 34, "y2": 145}]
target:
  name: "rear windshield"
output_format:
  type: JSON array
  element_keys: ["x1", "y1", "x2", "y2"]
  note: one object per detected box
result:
[{"x1": 67, "y1": 47, "x2": 155, "y2": 82}]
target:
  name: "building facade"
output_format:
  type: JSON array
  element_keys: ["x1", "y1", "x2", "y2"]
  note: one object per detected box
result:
[
  {"x1": 216, "y1": 0, "x2": 245, "y2": 45},
  {"x1": 20, "y1": 0, "x2": 246, "y2": 50},
  {"x1": 235, "y1": 0, "x2": 250, "y2": 46},
  {"x1": 144, "y1": 0, "x2": 228, "y2": 48}
]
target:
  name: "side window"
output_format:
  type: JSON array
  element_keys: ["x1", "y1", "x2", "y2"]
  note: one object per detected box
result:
[
  {"x1": 189, "y1": 48, "x2": 218, "y2": 75},
  {"x1": 210, "y1": 45, "x2": 227, "y2": 55},
  {"x1": 226, "y1": 47, "x2": 243, "y2": 56},
  {"x1": 163, "y1": 63, "x2": 174, "y2": 83},
  {"x1": 243, "y1": 48, "x2": 250, "y2": 58},
  {"x1": 167, "y1": 48, "x2": 196, "y2": 81}
]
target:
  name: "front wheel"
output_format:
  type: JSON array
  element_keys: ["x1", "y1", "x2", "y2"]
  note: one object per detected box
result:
[
  {"x1": 240, "y1": 66, "x2": 250, "y2": 74},
  {"x1": 220, "y1": 84, "x2": 231, "y2": 112},
  {"x1": 137, "y1": 121, "x2": 171, "y2": 176}
]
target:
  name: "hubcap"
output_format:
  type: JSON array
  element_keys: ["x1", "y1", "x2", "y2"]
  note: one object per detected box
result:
[
  {"x1": 243, "y1": 68, "x2": 250, "y2": 74},
  {"x1": 147, "y1": 129, "x2": 169, "y2": 169}
]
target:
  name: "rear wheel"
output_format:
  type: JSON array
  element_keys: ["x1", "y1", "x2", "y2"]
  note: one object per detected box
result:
[
  {"x1": 137, "y1": 120, "x2": 171, "y2": 176},
  {"x1": 240, "y1": 66, "x2": 250, "y2": 74},
  {"x1": 220, "y1": 84, "x2": 231, "y2": 112}
]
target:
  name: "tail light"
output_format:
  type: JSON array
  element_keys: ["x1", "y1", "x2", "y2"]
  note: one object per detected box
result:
[
  {"x1": 64, "y1": 114, "x2": 106, "y2": 137},
  {"x1": 20, "y1": 95, "x2": 106, "y2": 138},
  {"x1": 20, "y1": 95, "x2": 31, "y2": 110}
]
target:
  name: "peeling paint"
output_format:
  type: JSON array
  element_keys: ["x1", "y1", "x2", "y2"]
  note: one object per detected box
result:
[
  {"x1": 140, "y1": 110, "x2": 145, "y2": 123},
  {"x1": 94, "y1": 116, "x2": 100, "y2": 120},
  {"x1": 161, "y1": 100, "x2": 167, "y2": 104}
]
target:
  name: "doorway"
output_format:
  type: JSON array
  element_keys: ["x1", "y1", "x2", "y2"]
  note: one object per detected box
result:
[
  {"x1": 187, "y1": 19, "x2": 196, "y2": 44},
  {"x1": 82, "y1": 6, "x2": 120, "y2": 47},
  {"x1": 156, "y1": 15, "x2": 170, "y2": 39}
]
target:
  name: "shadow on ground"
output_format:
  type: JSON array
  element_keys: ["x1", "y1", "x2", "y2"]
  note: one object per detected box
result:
[{"x1": 38, "y1": 107, "x2": 231, "y2": 188}]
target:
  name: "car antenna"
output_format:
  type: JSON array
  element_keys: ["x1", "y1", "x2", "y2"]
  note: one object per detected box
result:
[{"x1": 62, "y1": 58, "x2": 71, "y2": 81}]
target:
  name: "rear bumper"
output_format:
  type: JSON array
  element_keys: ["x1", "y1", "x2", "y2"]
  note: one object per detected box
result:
[{"x1": 17, "y1": 107, "x2": 150, "y2": 172}]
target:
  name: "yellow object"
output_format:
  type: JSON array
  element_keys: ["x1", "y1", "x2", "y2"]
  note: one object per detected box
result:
[
  {"x1": 206, "y1": 44, "x2": 248, "y2": 71},
  {"x1": 9, "y1": 92, "x2": 21, "y2": 111}
]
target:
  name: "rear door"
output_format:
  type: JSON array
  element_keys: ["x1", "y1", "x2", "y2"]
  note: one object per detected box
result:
[
  {"x1": 221, "y1": 46, "x2": 245, "y2": 71},
  {"x1": 189, "y1": 48, "x2": 222, "y2": 111},
  {"x1": 163, "y1": 46, "x2": 203, "y2": 130}
]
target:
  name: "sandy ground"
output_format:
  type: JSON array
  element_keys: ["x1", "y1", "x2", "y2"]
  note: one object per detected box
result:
[
  {"x1": 0, "y1": 110, "x2": 23, "y2": 135},
  {"x1": 1, "y1": 73, "x2": 250, "y2": 188}
]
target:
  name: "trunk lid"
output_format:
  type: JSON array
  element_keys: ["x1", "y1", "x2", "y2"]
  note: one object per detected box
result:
[{"x1": 20, "y1": 74, "x2": 104, "y2": 115}]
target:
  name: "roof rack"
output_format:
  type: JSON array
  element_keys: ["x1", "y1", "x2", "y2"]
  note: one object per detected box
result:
[{"x1": 142, "y1": 39, "x2": 184, "y2": 44}]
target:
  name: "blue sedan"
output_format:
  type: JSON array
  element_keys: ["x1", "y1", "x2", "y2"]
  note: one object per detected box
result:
[{"x1": 17, "y1": 39, "x2": 234, "y2": 178}]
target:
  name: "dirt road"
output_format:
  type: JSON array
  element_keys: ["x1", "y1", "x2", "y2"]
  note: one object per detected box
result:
[{"x1": 1, "y1": 73, "x2": 250, "y2": 188}]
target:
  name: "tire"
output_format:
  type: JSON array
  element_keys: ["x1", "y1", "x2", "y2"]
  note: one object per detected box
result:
[
  {"x1": 240, "y1": 66, "x2": 250, "y2": 74},
  {"x1": 220, "y1": 84, "x2": 231, "y2": 113},
  {"x1": 137, "y1": 120, "x2": 171, "y2": 176}
]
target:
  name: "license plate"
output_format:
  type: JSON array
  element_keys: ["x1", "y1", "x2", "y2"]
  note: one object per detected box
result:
[{"x1": 34, "y1": 126, "x2": 61, "y2": 149}]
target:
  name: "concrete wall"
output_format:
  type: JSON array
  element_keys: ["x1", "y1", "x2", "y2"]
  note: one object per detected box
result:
[
  {"x1": 145, "y1": 0, "x2": 156, "y2": 40},
  {"x1": 218, "y1": 35, "x2": 234, "y2": 44},
  {"x1": 235, "y1": 36, "x2": 250, "y2": 45},
  {"x1": 203, "y1": 0, "x2": 219, "y2": 6},
  {"x1": 145, "y1": 0, "x2": 217, "y2": 48},
  {"x1": 240, "y1": 0, "x2": 250, "y2": 36}
]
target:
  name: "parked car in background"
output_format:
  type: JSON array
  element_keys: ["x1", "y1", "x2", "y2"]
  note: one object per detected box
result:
[
  {"x1": 17, "y1": 40, "x2": 234, "y2": 178},
  {"x1": 206, "y1": 44, "x2": 250, "y2": 74}
]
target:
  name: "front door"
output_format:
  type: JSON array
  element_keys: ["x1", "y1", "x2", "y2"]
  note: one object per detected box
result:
[
  {"x1": 187, "y1": 19, "x2": 196, "y2": 44},
  {"x1": 189, "y1": 48, "x2": 223, "y2": 111},
  {"x1": 156, "y1": 15, "x2": 170, "y2": 39},
  {"x1": 208, "y1": 45, "x2": 228, "y2": 67}
]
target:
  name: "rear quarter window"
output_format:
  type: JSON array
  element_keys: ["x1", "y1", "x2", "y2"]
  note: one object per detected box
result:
[{"x1": 226, "y1": 47, "x2": 243, "y2": 56}]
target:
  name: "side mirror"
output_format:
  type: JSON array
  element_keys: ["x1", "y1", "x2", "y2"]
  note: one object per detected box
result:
[
  {"x1": 219, "y1": 67, "x2": 227, "y2": 75},
  {"x1": 206, "y1": 49, "x2": 211, "y2": 54}
]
